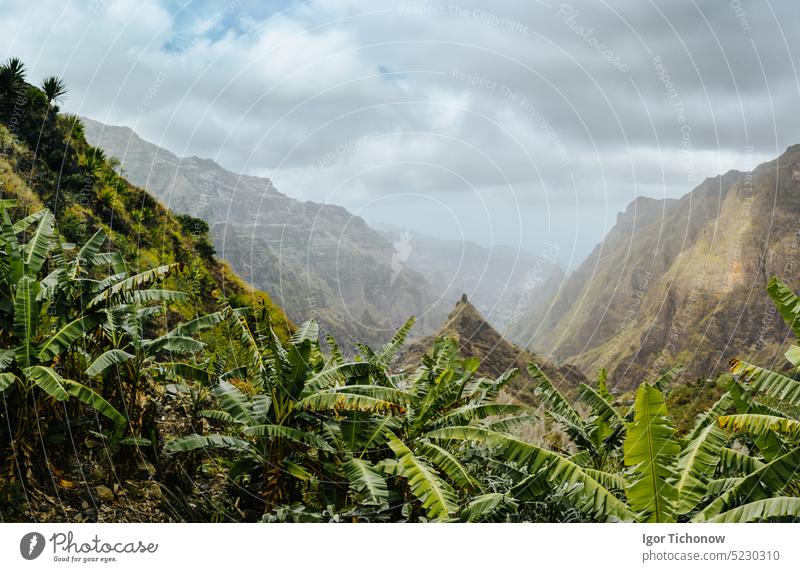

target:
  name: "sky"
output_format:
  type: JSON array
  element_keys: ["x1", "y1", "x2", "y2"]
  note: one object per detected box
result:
[{"x1": 2, "y1": 0, "x2": 799, "y2": 268}]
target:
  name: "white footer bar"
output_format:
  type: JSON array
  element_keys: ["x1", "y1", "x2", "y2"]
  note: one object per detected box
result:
[{"x1": 1, "y1": 523, "x2": 797, "y2": 571}]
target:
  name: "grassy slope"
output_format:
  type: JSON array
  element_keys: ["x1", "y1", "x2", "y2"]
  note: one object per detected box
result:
[{"x1": 0, "y1": 89, "x2": 292, "y2": 340}]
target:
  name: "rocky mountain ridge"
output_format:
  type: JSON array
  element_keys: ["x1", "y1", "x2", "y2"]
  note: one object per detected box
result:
[
  {"x1": 82, "y1": 118, "x2": 446, "y2": 350},
  {"x1": 509, "y1": 146, "x2": 800, "y2": 386}
]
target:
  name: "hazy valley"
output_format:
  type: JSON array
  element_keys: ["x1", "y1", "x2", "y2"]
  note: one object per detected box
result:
[{"x1": 84, "y1": 119, "x2": 800, "y2": 391}]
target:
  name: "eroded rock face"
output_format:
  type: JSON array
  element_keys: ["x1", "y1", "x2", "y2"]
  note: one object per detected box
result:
[
  {"x1": 83, "y1": 118, "x2": 445, "y2": 349},
  {"x1": 509, "y1": 146, "x2": 800, "y2": 388}
]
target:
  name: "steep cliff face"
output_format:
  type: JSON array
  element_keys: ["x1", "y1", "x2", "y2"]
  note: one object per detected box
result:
[
  {"x1": 511, "y1": 194, "x2": 678, "y2": 358},
  {"x1": 82, "y1": 118, "x2": 445, "y2": 350},
  {"x1": 398, "y1": 295, "x2": 586, "y2": 401},
  {"x1": 509, "y1": 146, "x2": 800, "y2": 387}
]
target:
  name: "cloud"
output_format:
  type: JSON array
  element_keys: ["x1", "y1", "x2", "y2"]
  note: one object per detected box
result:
[{"x1": 2, "y1": 0, "x2": 798, "y2": 263}]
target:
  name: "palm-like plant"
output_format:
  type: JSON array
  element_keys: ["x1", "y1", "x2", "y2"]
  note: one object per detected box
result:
[
  {"x1": 82, "y1": 146, "x2": 107, "y2": 177},
  {"x1": 0, "y1": 57, "x2": 26, "y2": 101},
  {"x1": 41, "y1": 76, "x2": 67, "y2": 106},
  {"x1": 2, "y1": 58, "x2": 26, "y2": 82}
]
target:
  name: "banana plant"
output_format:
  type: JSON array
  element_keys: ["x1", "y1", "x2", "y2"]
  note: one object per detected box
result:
[
  {"x1": 295, "y1": 333, "x2": 535, "y2": 522},
  {"x1": 420, "y1": 360, "x2": 635, "y2": 522},
  {"x1": 164, "y1": 316, "x2": 535, "y2": 521},
  {"x1": 0, "y1": 203, "x2": 207, "y2": 483},
  {"x1": 84, "y1": 302, "x2": 216, "y2": 438},
  {"x1": 623, "y1": 383, "x2": 681, "y2": 522},
  {"x1": 0, "y1": 205, "x2": 123, "y2": 479},
  {"x1": 471, "y1": 366, "x2": 748, "y2": 523},
  {"x1": 600, "y1": 278, "x2": 800, "y2": 523},
  {"x1": 535, "y1": 365, "x2": 622, "y2": 470},
  {"x1": 366, "y1": 338, "x2": 533, "y2": 522},
  {"x1": 612, "y1": 369, "x2": 800, "y2": 523},
  {"x1": 688, "y1": 276, "x2": 800, "y2": 522},
  {"x1": 165, "y1": 310, "x2": 409, "y2": 512},
  {"x1": 535, "y1": 363, "x2": 683, "y2": 472}
]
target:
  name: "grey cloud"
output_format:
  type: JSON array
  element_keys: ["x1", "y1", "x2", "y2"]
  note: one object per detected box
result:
[{"x1": 2, "y1": 0, "x2": 798, "y2": 262}]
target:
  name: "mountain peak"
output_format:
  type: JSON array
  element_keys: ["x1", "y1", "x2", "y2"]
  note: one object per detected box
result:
[
  {"x1": 783, "y1": 143, "x2": 800, "y2": 155},
  {"x1": 614, "y1": 194, "x2": 674, "y2": 231},
  {"x1": 434, "y1": 295, "x2": 499, "y2": 349},
  {"x1": 399, "y1": 296, "x2": 586, "y2": 401}
]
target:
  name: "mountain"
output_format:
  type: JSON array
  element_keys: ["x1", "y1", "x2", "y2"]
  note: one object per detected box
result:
[
  {"x1": 397, "y1": 294, "x2": 586, "y2": 400},
  {"x1": 0, "y1": 91, "x2": 290, "y2": 340},
  {"x1": 375, "y1": 223, "x2": 564, "y2": 332},
  {"x1": 81, "y1": 119, "x2": 445, "y2": 350},
  {"x1": 509, "y1": 146, "x2": 800, "y2": 387}
]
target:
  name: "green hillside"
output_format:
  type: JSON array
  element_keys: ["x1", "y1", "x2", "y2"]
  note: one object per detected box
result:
[{"x1": 0, "y1": 59, "x2": 291, "y2": 341}]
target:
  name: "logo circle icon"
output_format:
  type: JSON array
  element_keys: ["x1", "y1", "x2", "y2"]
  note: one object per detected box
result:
[{"x1": 19, "y1": 532, "x2": 46, "y2": 560}]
